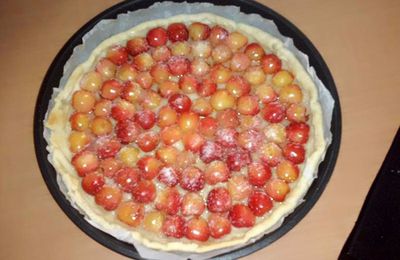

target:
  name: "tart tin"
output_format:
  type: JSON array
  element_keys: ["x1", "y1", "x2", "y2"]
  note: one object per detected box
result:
[{"x1": 34, "y1": 0, "x2": 341, "y2": 259}]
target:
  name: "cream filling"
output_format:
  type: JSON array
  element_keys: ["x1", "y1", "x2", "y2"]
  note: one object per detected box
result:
[{"x1": 45, "y1": 13, "x2": 326, "y2": 253}]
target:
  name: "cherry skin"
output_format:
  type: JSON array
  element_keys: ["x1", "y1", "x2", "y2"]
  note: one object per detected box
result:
[{"x1": 146, "y1": 27, "x2": 168, "y2": 47}]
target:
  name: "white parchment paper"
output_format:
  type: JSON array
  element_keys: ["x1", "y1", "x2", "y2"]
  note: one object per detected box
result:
[{"x1": 44, "y1": 1, "x2": 334, "y2": 259}]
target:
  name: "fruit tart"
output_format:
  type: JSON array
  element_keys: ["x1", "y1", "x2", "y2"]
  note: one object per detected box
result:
[{"x1": 45, "y1": 13, "x2": 326, "y2": 253}]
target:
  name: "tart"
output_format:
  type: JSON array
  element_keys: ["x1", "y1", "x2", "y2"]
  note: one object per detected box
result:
[{"x1": 45, "y1": 13, "x2": 326, "y2": 253}]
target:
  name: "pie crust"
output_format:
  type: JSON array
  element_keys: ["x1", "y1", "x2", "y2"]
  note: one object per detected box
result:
[{"x1": 45, "y1": 13, "x2": 327, "y2": 253}]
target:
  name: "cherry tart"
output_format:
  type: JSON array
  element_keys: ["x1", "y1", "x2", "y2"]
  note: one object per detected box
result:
[{"x1": 46, "y1": 13, "x2": 326, "y2": 253}]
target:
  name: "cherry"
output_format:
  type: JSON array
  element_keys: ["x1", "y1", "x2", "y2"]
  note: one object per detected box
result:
[
  {"x1": 106, "y1": 45, "x2": 128, "y2": 65},
  {"x1": 262, "y1": 102, "x2": 286, "y2": 123},
  {"x1": 188, "y1": 22, "x2": 210, "y2": 41},
  {"x1": 185, "y1": 217, "x2": 210, "y2": 242},
  {"x1": 276, "y1": 160, "x2": 300, "y2": 182},
  {"x1": 150, "y1": 63, "x2": 170, "y2": 84},
  {"x1": 155, "y1": 187, "x2": 181, "y2": 215},
  {"x1": 158, "y1": 166, "x2": 180, "y2": 187},
  {"x1": 69, "y1": 131, "x2": 91, "y2": 153},
  {"x1": 215, "y1": 128, "x2": 238, "y2": 148},
  {"x1": 95, "y1": 186, "x2": 122, "y2": 211},
  {"x1": 94, "y1": 99, "x2": 112, "y2": 117},
  {"x1": 170, "y1": 41, "x2": 191, "y2": 56},
  {"x1": 160, "y1": 125, "x2": 182, "y2": 145},
  {"x1": 95, "y1": 136, "x2": 121, "y2": 159},
  {"x1": 255, "y1": 84, "x2": 277, "y2": 104},
  {"x1": 181, "y1": 192, "x2": 205, "y2": 216},
  {"x1": 261, "y1": 54, "x2": 282, "y2": 74},
  {"x1": 210, "y1": 64, "x2": 232, "y2": 84},
  {"x1": 178, "y1": 112, "x2": 199, "y2": 132},
  {"x1": 207, "y1": 187, "x2": 232, "y2": 213},
  {"x1": 135, "y1": 71, "x2": 153, "y2": 89},
  {"x1": 280, "y1": 84, "x2": 303, "y2": 104},
  {"x1": 229, "y1": 204, "x2": 255, "y2": 228},
  {"x1": 228, "y1": 175, "x2": 252, "y2": 201},
  {"x1": 216, "y1": 109, "x2": 240, "y2": 128},
  {"x1": 132, "y1": 180, "x2": 156, "y2": 203},
  {"x1": 111, "y1": 99, "x2": 135, "y2": 121},
  {"x1": 134, "y1": 110, "x2": 156, "y2": 130},
  {"x1": 126, "y1": 37, "x2": 149, "y2": 56},
  {"x1": 191, "y1": 98, "x2": 213, "y2": 116},
  {"x1": 72, "y1": 90, "x2": 95, "y2": 113},
  {"x1": 116, "y1": 120, "x2": 141, "y2": 144},
  {"x1": 208, "y1": 213, "x2": 231, "y2": 239},
  {"x1": 272, "y1": 70, "x2": 294, "y2": 89},
  {"x1": 90, "y1": 117, "x2": 112, "y2": 136},
  {"x1": 167, "y1": 56, "x2": 190, "y2": 76},
  {"x1": 225, "y1": 147, "x2": 252, "y2": 172},
  {"x1": 116, "y1": 63, "x2": 137, "y2": 82},
  {"x1": 211, "y1": 44, "x2": 232, "y2": 63},
  {"x1": 100, "y1": 157, "x2": 121, "y2": 178},
  {"x1": 196, "y1": 78, "x2": 217, "y2": 97},
  {"x1": 182, "y1": 132, "x2": 205, "y2": 152},
  {"x1": 162, "y1": 215, "x2": 185, "y2": 238},
  {"x1": 168, "y1": 93, "x2": 192, "y2": 113},
  {"x1": 260, "y1": 142, "x2": 283, "y2": 167},
  {"x1": 158, "y1": 106, "x2": 177, "y2": 128},
  {"x1": 245, "y1": 43, "x2": 265, "y2": 61},
  {"x1": 133, "y1": 52, "x2": 154, "y2": 72},
  {"x1": 237, "y1": 129, "x2": 263, "y2": 152},
  {"x1": 230, "y1": 52, "x2": 251, "y2": 72},
  {"x1": 190, "y1": 59, "x2": 210, "y2": 77},
  {"x1": 210, "y1": 90, "x2": 235, "y2": 111},
  {"x1": 100, "y1": 79, "x2": 122, "y2": 100},
  {"x1": 199, "y1": 141, "x2": 223, "y2": 163},
  {"x1": 244, "y1": 66, "x2": 266, "y2": 86},
  {"x1": 146, "y1": 27, "x2": 168, "y2": 47},
  {"x1": 96, "y1": 58, "x2": 116, "y2": 79},
  {"x1": 237, "y1": 95, "x2": 260, "y2": 116},
  {"x1": 137, "y1": 156, "x2": 162, "y2": 180},
  {"x1": 143, "y1": 211, "x2": 165, "y2": 233},
  {"x1": 199, "y1": 117, "x2": 218, "y2": 137},
  {"x1": 71, "y1": 150, "x2": 99, "y2": 177},
  {"x1": 142, "y1": 90, "x2": 162, "y2": 110},
  {"x1": 286, "y1": 103, "x2": 308, "y2": 122},
  {"x1": 180, "y1": 166, "x2": 205, "y2": 192},
  {"x1": 209, "y1": 25, "x2": 229, "y2": 46},
  {"x1": 81, "y1": 171, "x2": 105, "y2": 195},
  {"x1": 226, "y1": 32, "x2": 248, "y2": 50},
  {"x1": 167, "y1": 23, "x2": 188, "y2": 42},
  {"x1": 179, "y1": 74, "x2": 199, "y2": 94},
  {"x1": 205, "y1": 160, "x2": 230, "y2": 185},
  {"x1": 151, "y1": 45, "x2": 171, "y2": 62},
  {"x1": 80, "y1": 71, "x2": 102, "y2": 92},
  {"x1": 122, "y1": 81, "x2": 143, "y2": 103},
  {"x1": 114, "y1": 167, "x2": 140, "y2": 192},
  {"x1": 158, "y1": 80, "x2": 180, "y2": 98},
  {"x1": 248, "y1": 162, "x2": 271, "y2": 187},
  {"x1": 226, "y1": 75, "x2": 251, "y2": 98},
  {"x1": 248, "y1": 191, "x2": 273, "y2": 217},
  {"x1": 264, "y1": 123, "x2": 287, "y2": 144},
  {"x1": 283, "y1": 144, "x2": 305, "y2": 165},
  {"x1": 265, "y1": 179, "x2": 290, "y2": 202},
  {"x1": 118, "y1": 147, "x2": 140, "y2": 167},
  {"x1": 191, "y1": 41, "x2": 212, "y2": 58},
  {"x1": 156, "y1": 146, "x2": 178, "y2": 165},
  {"x1": 286, "y1": 122, "x2": 310, "y2": 144},
  {"x1": 117, "y1": 201, "x2": 144, "y2": 227}
]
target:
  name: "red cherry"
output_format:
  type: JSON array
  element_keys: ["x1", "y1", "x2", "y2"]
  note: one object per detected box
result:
[
  {"x1": 181, "y1": 192, "x2": 205, "y2": 216},
  {"x1": 188, "y1": 22, "x2": 210, "y2": 41},
  {"x1": 216, "y1": 109, "x2": 240, "y2": 128},
  {"x1": 180, "y1": 166, "x2": 205, "y2": 192},
  {"x1": 100, "y1": 157, "x2": 122, "y2": 178},
  {"x1": 248, "y1": 190, "x2": 273, "y2": 216},
  {"x1": 244, "y1": 43, "x2": 265, "y2": 61},
  {"x1": 248, "y1": 162, "x2": 272, "y2": 187},
  {"x1": 168, "y1": 93, "x2": 192, "y2": 113},
  {"x1": 262, "y1": 102, "x2": 286, "y2": 123},
  {"x1": 204, "y1": 160, "x2": 230, "y2": 185},
  {"x1": 162, "y1": 215, "x2": 185, "y2": 238},
  {"x1": 126, "y1": 37, "x2": 149, "y2": 56},
  {"x1": 225, "y1": 148, "x2": 251, "y2": 172},
  {"x1": 122, "y1": 81, "x2": 143, "y2": 103},
  {"x1": 199, "y1": 117, "x2": 218, "y2": 137},
  {"x1": 182, "y1": 132, "x2": 205, "y2": 152},
  {"x1": 106, "y1": 45, "x2": 129, "y2": 65},
  {"x1": 199, "y1": 141, "x2": 223, "y2": 164},
  {"x1": 229, "y1": 204, "x2": 255, "y2": 228},
  {"x1": 185, "y1": 217, "x2": 210, "y2": 242},
  {"x1": 151, "y1": 45, "x2": 171, "y2": 62},
  {"x1": 215, "y1": 128, "x2": 238, "y2": 148},
  {"x1": 132, "y1": 180, "x2": 156, "y2": 203},
  {"x1": 237, "y1": 129, "x2": 263, "y2": 152},
  {"x1": 100, "y1": 79, "x2": 123, "y2": 100},
  {"x1": 283, "y1": 143, "x2": 305, "y2": 164},
  {"x1": 196, "y1": 78, "x2": 217, "y2": 97},
  {"x1": 179, "y1": 74, "x2": 199, "y2": 94},
  {"x1": 114, "y1": 167, "x2": 140, "y2": 192},
  {"x1": 208, "y1": 213, "x2": 231, "y2": 239},
  {"x1": 158, "y1": 166, "x2": 180, "y2": 187},
  {"x1": 167, "y1": 56, "x2": 190, "y2": 76},
  {"x1": 209, "y1": 25, "x2": 229, "y2": 46},
  {"x1": 137, "y1": 156, "x2": 162, "y2": 180},
  {"x1": 95, "y1": 136, "x2": 122, "y2": 159},
  {"x1": 81, "y1": 172, "x2": 105, "y2": 195},
  {"x1": 116, "y1": 120, "x2": 141, "y2": 144},
  {"x1": 261, "y1": 54, "x2": 282, "y2": 74},
  {"x1": 146, "y1": 27, "x2": 168, "y2": 47},
  {"x1": 135, "y1": 71, "x2": 153, "y2": 89},
  {"x1": 150, "y1": 63, "x2": 171, "y2": 84},
  {"x1": 286, "y1": 122, "x2": 310, "y2": 144},
  {"x1": 95, "y1": 186, "x2": 122, "y2": 211},
  {"x1": 155, "y1": 187, "x2": 182, "y2": 215},
  {"x1": 134, "y1": 110, "x2": 157, "y2": 130},
  {"x1": 207, "y1": 187, "x2": 232, "y2": 213},
  {"x1": 167, "y1": 23, "x2": 189, "y2": 42},
  {"x1": 71, "y1": 150, "x2": 99, "y2": 177},
  {"x1": 111, "y1": 99, "x2": 135, "y2": 121}
]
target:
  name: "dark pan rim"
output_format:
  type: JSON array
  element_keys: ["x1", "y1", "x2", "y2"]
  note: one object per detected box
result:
[{"x1": 33, "y1": 0, "x2": 342, "y2": 259}]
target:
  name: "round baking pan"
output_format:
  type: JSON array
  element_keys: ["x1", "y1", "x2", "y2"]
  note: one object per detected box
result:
[{"x1": 33, "y1": 0, "x2": 342, "y2": 259}]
